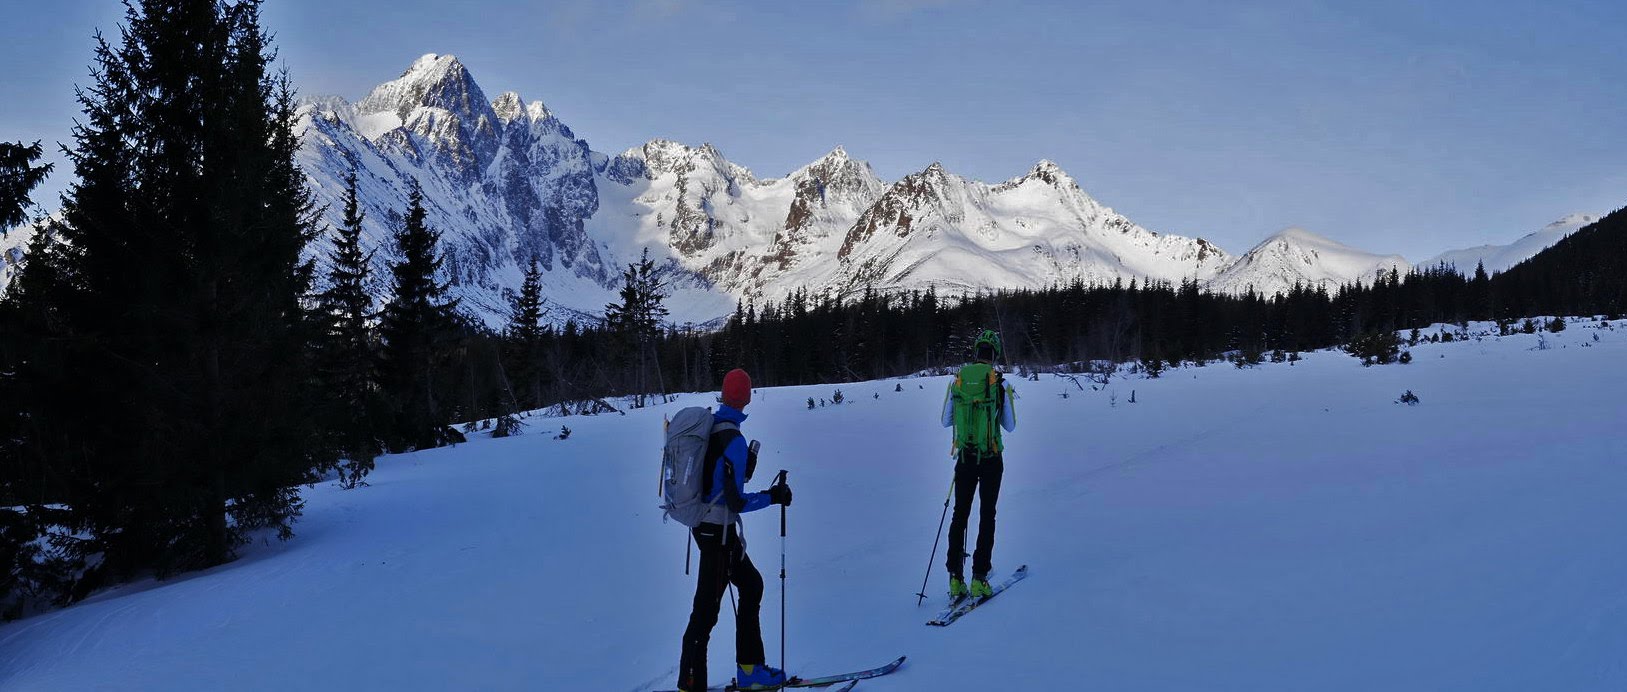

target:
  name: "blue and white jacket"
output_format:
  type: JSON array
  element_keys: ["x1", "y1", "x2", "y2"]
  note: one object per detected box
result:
[{"x1": 700, "y1": 405, "x2": 772, "y2": 526}]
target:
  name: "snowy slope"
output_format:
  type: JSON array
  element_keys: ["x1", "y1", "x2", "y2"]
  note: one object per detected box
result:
[
  {"x1": 1207, "y1": 227, "x2": 1410, "y2": 296},
  {"x1": 1421, "y1": 213, "x2": 1600, "y2": 274},
  {"x1": 5, "y1": 319, "x2": 1627, "y2": 690}
]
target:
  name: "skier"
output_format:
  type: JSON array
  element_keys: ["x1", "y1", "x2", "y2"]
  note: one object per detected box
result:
[
  {"x1": 940, "y1": 329, "x2": 1017, "y2": 600},
  {"x1": 678, "y1": 368, "x2": 795, "y2": 692}
]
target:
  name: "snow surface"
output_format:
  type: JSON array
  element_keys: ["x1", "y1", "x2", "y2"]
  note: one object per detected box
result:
[{"x1": 5, "y1": 319, "x2": 1626, "y2": 690}]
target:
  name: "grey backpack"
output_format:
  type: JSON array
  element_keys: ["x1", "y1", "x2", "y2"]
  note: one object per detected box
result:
[{"x1": 659, "y1": 407, "x2": 735, "y2": 527}]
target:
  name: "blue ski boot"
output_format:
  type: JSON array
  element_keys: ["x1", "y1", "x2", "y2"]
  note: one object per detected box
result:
[{"x1": 735, "y1": 662, "x2": 789, "y2": 690}]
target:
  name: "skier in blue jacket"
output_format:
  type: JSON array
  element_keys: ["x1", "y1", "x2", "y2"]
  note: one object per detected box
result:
[{"x1": 678, "y1": 368, "x2": 793, "y2": 692}]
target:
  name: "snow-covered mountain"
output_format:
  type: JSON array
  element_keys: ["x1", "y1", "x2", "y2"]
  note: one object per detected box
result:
[
  {"x1": 296, "y1": 54, "x2": 1242, "y2": 324},
  {"x1": 828, "y1": 160, "x2": 1232, "y2": 297},
  {"x1": 0, "y1": 54, "x2": 1599, "y2": 324},
  {"x1": 1420, "y1": 213, "x2": 1600, "y2": 275},
  {"x1": 588, "y1": 143, "x2": 1230, "y2": 304},
  {"x1": 1206, "y1": 227, "x2": 1410, "y2": 296},
  {"x1": 296, "y1": 53, "x2": 618, "y2": 326}
]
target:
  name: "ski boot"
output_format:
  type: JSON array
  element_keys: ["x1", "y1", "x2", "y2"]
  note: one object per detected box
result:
[
  {"x1": 735, "y1": 662, "x2": 789, "y2": 690},
  {"x1": 970, "y1": 574, "x2": 993, "y2": 598},
  {"x1": 948, "y1": 574, "x2": 968, "y2": 600}
]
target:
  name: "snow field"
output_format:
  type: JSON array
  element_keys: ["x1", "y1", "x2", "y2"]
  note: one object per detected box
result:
[{"x1": 2, "y1": 320, "x2": 1625, "y2": 690}]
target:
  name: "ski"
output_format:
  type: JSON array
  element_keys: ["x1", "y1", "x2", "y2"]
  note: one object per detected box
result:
[
  {"x1": 926, "y1": 564, "x2": 1027, "y2": 626},
  {"x1": 781, "y1": 655, "x2": 904, "y2": 688},
  {"x1": 929, "y1": 593, "x2": 969, "y2": 625},
  {"x1": 652, "y1": 656, "x2": 904, "y2": 692}
]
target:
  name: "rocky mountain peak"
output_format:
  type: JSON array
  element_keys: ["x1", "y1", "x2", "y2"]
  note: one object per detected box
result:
[
  {"x1": 492, "y1": 91, "x2": 525, "y2": 124},
  {"x1": 357, "y1": 53, "x2": 490, "y2": 123}
]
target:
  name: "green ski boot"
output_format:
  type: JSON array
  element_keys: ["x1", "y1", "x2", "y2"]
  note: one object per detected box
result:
[
  {"x1": 970, "y1": 575, "x2": 993, "y2": 598},
  {"x1": 948, "y1": 575, "x2": 968, "y2": 599}
]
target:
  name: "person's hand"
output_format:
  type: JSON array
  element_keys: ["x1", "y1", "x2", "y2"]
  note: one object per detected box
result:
[{"x1": 768, "y1": 482, "x2": 793, "y2": 507}]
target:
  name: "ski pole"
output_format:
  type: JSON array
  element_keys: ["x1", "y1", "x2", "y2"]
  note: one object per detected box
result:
[
  {"x1": 915, "y1": 476, "x2": 956, "y2": 606},
  {"x1": 772, "y1": 469, "x2": 788, "y2": 674}
]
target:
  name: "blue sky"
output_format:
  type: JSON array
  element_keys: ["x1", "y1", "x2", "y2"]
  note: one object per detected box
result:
[{"x1": 2, "y1": 0, "x2": 1624, "y2": 260}]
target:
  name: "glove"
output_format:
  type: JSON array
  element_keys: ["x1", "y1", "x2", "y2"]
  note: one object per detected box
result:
[
  {"x1": 767, "y1": 482, "x2": 793, "y2": 507},
  {"x1": 746, "y1": 440, "x2": 761, "y2": 482}
]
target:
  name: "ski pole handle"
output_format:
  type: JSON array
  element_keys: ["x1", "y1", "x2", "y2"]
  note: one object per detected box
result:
[{"x1": 773, "y1": 469, "x2": 788, "y2": 537}]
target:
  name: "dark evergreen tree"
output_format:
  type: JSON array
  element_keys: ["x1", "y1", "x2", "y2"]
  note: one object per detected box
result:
[
  {"x1": 0, "y1": 140, "x2": 60, "y2": 617},
  {"x1": 504, "y1": 258, "x2": 546, "y2": 410},
  {"x1": 317, "y1": 170, "x2": 380, "y2": 487},
  {"x1": 604, "y1": 248, "x2": 669, "y2": 406},
  {"x1": 0, "y1": 141, "x2": 53, "y2": 228},
  {"x1": 378, "y1": 181, "x2": 459, "y2": 452},
  {"x1": 1, "y1": 0, "x2": 328, "y2": 602}
]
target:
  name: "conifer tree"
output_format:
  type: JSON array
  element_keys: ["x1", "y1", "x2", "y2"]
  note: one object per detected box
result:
[
  {"x1": 379, "y1": 181, "x2": 459, "y2": 451},
  {"x1": 504, "y1": 258, "x2": 546, "y2": 409},
  {"x1": 318, "y1": 170, "x2": 380, "y2": 487},
  {"x1": 604, "y1": 248, "x2": 668, "y2": 405},
  {"x1": 0, "y1": 141, "x2": 60, "y2": 616},
  {"x1": 3, "y1": 0, "x2": 328, "y2": 596},
  {"x1": 0, "y1": 141, "x2": 53, "y2": 229}
]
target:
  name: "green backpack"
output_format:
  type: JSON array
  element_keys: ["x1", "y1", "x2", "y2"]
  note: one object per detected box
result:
[{"x1": 951, "y1": 362, "x2": 1003, "y2": 455}]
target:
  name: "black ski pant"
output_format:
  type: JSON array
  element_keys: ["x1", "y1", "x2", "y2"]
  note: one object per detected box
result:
[
  {"x1": 947, "y1": 450, "x2": 1003, "y2": 579},
  {"x1": 679, "y1": 522, "x2": 765, "y2": 691}
]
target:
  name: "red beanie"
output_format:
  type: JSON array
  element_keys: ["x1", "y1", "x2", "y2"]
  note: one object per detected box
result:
[{"x1": 722, "y1": 368, "x2": 752, "y2": 409}]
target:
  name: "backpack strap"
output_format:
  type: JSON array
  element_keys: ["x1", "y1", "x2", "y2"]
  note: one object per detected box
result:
[{"x1": 702, "y1": 421, "x2": 741, "y2": 508}]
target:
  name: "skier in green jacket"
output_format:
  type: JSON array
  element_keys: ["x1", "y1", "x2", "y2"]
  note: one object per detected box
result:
[{"x1": 940, "y1": 329, "x2": 1017, "y2": 599}]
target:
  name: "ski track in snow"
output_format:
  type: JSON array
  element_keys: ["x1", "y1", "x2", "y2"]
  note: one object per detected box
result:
[{"x1": 3, "y1": 320, "x2": 1627, "y2": 690}]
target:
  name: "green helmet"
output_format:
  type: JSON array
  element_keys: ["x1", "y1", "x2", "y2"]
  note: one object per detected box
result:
[{"x1": 974, "y1": 329, "x2": 1002, "y2": 361}]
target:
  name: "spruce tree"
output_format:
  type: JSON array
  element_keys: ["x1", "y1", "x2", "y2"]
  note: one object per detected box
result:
[
  {"x1": 378, "y1": 181, "x2": 459, "y2": 452},
  {"x1": 5, "y1": 0, "x2": 328, "y2": 597},
  {"x1": 0, "y1": 141, "x2": 60, "y2": 616},
  {"x1": 318, "y1": 170, "x2": 380, "y2": 487},
  {"x1": 0, "y1": 141, "x2": 53, "y2": 229},
  {"x1": 604, "y1": 248, "x2": 668, "y2": 405},
  {"x1": 504, "y1": 258, "x2": 546, "y2": 410}
]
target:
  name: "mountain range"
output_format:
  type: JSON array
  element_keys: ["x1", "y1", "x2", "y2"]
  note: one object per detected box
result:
[{"x1": 0, "y1": 54, "x2": 1600, "y2": 328}]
